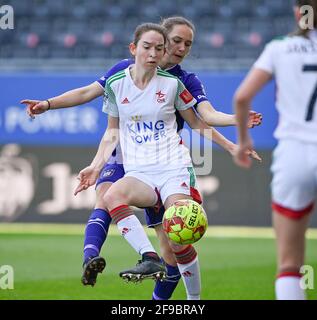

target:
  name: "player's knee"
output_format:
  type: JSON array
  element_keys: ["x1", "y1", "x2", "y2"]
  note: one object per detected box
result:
[
  {"x1": 103, "y1": 188, "x2": 129, "y2": 211},
  {"x1": 160, "y1": 242, "x2": 176, "y2": 266},
  {"x1": 95, "y1": 183, "x2": 112, "y2": 210},
  {"x1": 169, "y1": 242, "x2": 190, "y2": 254},
  {"x1": 95, "y1": 192, "x2": 107, "y2": 210},
  {"x1": 103, "y1": 191, "x2": 116, "y2": 211}
]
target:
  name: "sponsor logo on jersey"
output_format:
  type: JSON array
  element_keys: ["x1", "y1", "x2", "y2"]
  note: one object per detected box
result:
[
  {"x1": 156, "y1": 90, "x2": 166, "y2": 103},
  {"x1": 121, "y1": 97, "x2": 130, "y2": 104},
  {"x1": 127, "y1": 120, "x2": 166, "y2": 144},
  {"x1": 131, "y1": 115, "x2": 142, "y2": 121},
  {"x1": 180, "y1": 89, "x2": 194, "y2": 104}
]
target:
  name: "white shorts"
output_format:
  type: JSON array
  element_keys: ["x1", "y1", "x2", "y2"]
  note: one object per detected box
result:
[
  {"x1": 125, "y1": 166, "x2": 201, "y2": 205},
  {"x1": 271, "y1": 139, "x2": 317, "y2": 218}
]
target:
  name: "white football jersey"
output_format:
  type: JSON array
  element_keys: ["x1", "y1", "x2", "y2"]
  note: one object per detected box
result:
[
  {"x1": 254, "y1": 30, "x2": 317, "y2": 143},
  {"x1": 103, "y1": 67, "x2": 196, "y2": 172}
]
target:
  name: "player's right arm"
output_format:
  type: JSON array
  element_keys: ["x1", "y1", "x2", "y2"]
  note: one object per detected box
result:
[
  {"x1": 21, "y1": 59, "x2": 133, "y2": 119},
  {"x1": 74, "y1": 116, "x2": 119, "y2": 195},
  {"x1": 233, "y1": 40, "x2": 274, "y2": 168},
  {"x1": 234, "y1": 68, "x2": 272, "y2": 168},
  {"x1": 21, "y1": 82, "x2": 103, "y2": 119}
]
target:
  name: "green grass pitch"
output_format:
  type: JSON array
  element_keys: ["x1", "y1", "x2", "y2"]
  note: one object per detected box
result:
[{"x1": 0, "y1": 224, "x2": 316, "y2": 300}]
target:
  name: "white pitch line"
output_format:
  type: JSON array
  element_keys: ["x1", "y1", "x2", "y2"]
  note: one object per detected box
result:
[{"x1": 0, "y1": 223, "x2": 317, "y2": 239}]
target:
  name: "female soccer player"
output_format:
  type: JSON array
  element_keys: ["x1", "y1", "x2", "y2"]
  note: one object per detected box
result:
[
  {"x1": 76, "y1": 21, "x2": 250, "y2": 300},
  {"x1": 233, "y1": 0, "x2": 317, "y2": 300},
  {"x1": 21, "y1": 17, "x2": 261, "y2": 299}
]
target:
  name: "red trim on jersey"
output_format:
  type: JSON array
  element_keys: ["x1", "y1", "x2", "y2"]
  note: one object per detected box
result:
[
  {"x1": 180, "y1": 89, "x2": 194, "y2": 104},
  {"x1": 277, "y1": 271, "x2": 302, "y2": 279},
  {"x1": 190, "y1": 187, "x2": 202, "y2": 204},
  {"x1": 272, "y1": 202, "x2": 314, "y2": 219}
]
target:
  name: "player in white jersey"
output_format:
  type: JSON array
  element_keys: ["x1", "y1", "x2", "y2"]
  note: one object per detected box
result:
[
  {"x1": 233, "y1": 0, "x2": 317, "y2": 300},
  {"x1": 76, "y1": 22, "x2": 255, "y2": 300},
  {"x1": 104, "y1": 68, "x2": 194, "y2": 173}
]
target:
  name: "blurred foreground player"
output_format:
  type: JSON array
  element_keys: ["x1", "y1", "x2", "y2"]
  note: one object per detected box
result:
[{"x1": 233, "y1": 0, "x2": 317, "y2": 300}]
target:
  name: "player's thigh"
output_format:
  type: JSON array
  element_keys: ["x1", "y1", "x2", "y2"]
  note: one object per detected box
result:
[
  {"x1": 105, "y1": 176, "x2": 158, "y2": 209},
  {"x1": 271, "y1": 140, "x2": 316, "y2": 210},
  {"x1": 160, "y1": 167, "x2": 202, "y2": 207},
  {"x1": 94, "y1": 163, "x2": 125, "y2": 208}
]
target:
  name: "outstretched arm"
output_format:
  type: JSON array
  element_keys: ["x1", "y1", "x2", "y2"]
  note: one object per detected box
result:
[
  {"x1": 179, "y1": 108, "x2": 261, "y2": 162},
  {"x1": 21, "y1": 82, "x2": 104, "y2": 119},
  {"x1": 196, "y1": 100, "x2": 262, "y2": 128},
  {"x1": 234, "y1": 68, "x2": 271, "y2": 168},
  {"x1": 74, "y1": 116, "x2": 119, "y2": 195}
]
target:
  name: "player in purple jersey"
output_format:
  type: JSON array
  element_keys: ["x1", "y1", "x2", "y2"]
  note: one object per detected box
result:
[{"x1": 21, "y1": 17, "x2": 261, "y2": 299}]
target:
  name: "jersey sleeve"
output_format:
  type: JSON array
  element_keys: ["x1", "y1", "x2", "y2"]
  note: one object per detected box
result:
[
  {"x1": 253, "y1": 41, "x2": 276, "y2": 74},
  {"x1": 185, "y1": 74, "x2": 209, "y2": 106},
  {"x1": 102, "y1": 81, "x2": 119, "y2": 117},
  {"x1": 96, "y1": 59, "x2": 133, "y2": 88},
  {"x1": 175, "y1": 79, "x2": 197, "y2": 111}
]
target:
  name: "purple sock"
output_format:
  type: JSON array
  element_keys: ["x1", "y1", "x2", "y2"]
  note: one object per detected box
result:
[
  {"x1": 83, "y1": 208, "x2": 111, "y2": 263},
  {"x1": 152, "y1": 261, "x2": 181, "y2": 300}
]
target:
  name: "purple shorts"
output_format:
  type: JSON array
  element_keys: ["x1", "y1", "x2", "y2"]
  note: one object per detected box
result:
[
  {"x1": 144, "y1": 206, "x2": 164, "y2": 228},
  {"x1": 96, "y1": 163, "x2": 164, "y2": 227},
  {"x1": 96, "y1": 163, "x2": 125, "y2": 187}
]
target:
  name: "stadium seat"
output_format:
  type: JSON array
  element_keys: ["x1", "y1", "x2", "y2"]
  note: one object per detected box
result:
[{"x1": 1, "y1": 0, "x2": 297, "y2": 64}]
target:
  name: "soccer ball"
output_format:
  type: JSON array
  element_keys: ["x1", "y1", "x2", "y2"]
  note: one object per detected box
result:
[{"x1": 162, "y1": 199, "x2": 208, "y2": 245}]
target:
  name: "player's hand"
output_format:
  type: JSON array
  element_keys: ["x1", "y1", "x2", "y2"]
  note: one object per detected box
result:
[
  {"x1": 245, "y1": 148, "x2": 262, "y2": 163},
  {"x1": 20, "y1": 99, "x2": 50, "y2": 119},
  {"x1": 74, "y1": 166, "x2": 100, "y2": 196},
  {"x1": 233, "y1": 138, "x2": 260, "y2": 168},
  {"x1": 247, "y1": 110, "x2": 262, "y2": 128}
]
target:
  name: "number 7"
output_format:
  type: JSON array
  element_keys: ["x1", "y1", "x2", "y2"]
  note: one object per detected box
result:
[{"x1": 303, "y1": 65, "x2": 317, "y2": 121}]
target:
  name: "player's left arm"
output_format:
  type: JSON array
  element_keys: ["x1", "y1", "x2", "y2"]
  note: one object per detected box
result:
[
  {"x1": 197, "y1": 100, "x2": 262, "y2": 128},
  {"x1": 179, "y1": 107, "x2": 261, "y2": 162},
  {"x1": 187, "y1": 74, "x2": 262, "y2": 128}
]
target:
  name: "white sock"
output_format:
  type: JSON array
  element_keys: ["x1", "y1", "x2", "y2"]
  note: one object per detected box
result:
[
  {"x1": 117, "y1": 215, "x2": 156, "y2": 255},
  {"x1": 177, "y1": 256, "x2": 201, "y2": 300},
  {"x1": 275, "y1": 276, "x2": 306, "y2": 300}
]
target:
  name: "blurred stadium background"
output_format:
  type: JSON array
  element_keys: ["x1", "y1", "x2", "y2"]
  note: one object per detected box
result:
[{"x1": 0, "y1": 0, "x2": 316, "y2": 300}]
